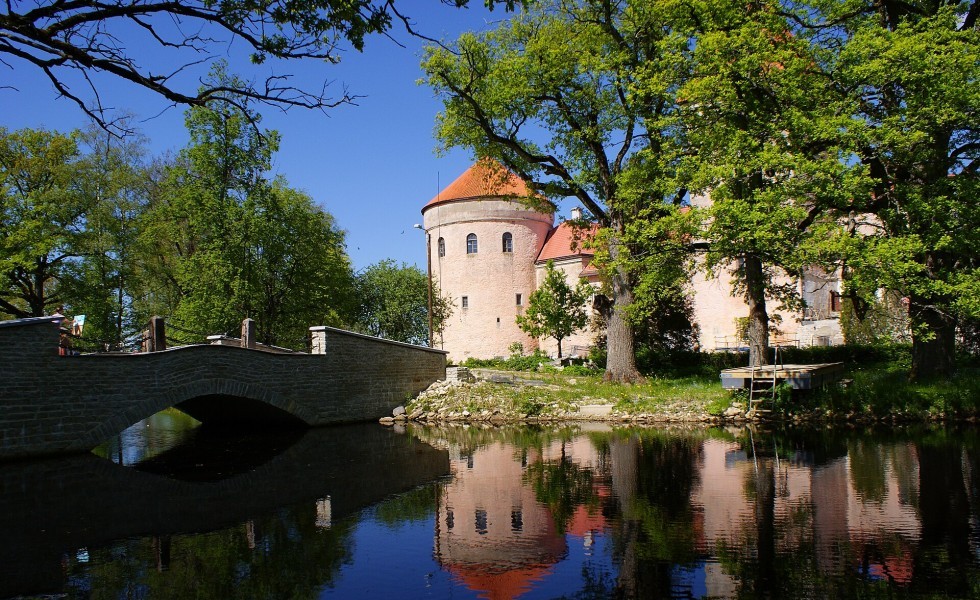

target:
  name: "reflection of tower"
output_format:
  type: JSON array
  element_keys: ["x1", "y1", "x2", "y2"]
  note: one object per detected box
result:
[{"x1": 435, "y1": 442, "x2": 567, "y2": 600}]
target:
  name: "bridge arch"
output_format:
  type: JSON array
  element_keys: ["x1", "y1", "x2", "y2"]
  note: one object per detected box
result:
[
  {"x1": 2, "y1": 318, "x2": 447, "y2": 459},
  {"x1": 79, "y1": 378, "x2": 316, "y2": 451}
]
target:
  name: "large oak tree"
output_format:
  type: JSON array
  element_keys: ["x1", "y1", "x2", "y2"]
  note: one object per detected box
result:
[
  {"x1": 422, "y1": 0, "x2": 691, "y2": 382},
  {"x1": 789, "y1": 0, "x2": 980, "y2": 378}
]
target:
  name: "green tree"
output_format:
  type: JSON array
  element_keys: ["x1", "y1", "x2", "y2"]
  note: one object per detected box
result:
[
  {"x1": 516, "y1": 260, "x2": 592, "y2": 359},
  {"x1": 61, "y1": 125, "x2": 150, "y2": 350},
  {"x1": 789, "y1": 1, "x2": 980, "y2": 378},
  {"x1": 138, "y1": 72, "x2": 356, "y2": 348},
  {"x1": 423, "y1": 0, "x2": 691, "y2": 381},
  {"x1": 354, "y1": 260, "x2": 453, "y2": 346},
  {"x1": 678, "y1": 1, "x2": 862, "y2": 367},
  {"x1": 0, "y1": 127, "x2": 88, "y2": 318}
]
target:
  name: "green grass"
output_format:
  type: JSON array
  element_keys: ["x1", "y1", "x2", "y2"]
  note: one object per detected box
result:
[{"x1": 431, "y1": 345, "x2": 980, "y2": 422}]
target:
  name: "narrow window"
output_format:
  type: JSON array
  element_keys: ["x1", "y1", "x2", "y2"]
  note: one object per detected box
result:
[
  {"x1": 475, "y1": 509, "x2": 488, "y2": 535},
  {"x1": 438, "y1": 237, "x2": 445, "y2": 257},
  {"x1": 830, "y1": 291, "x2": 842, "y2": 312},
  {"x1": 511, "y1": 510, "x2": 523, "y2": 532},
  {"x1": 466, "y1": 233, "x2": 478, "y2": 254},
  {"x1": 516, "y1": 293, "x2": 523, "y2": 306},
  {"x1": 462, "y1": 296, "x2": 469, "y2": 309},
  {"x1": 446, "y1": 509, "x2": 454, "y2": 530},
  {"x1": 502, "y1": 232, "x2": 513, "y2": 253}
]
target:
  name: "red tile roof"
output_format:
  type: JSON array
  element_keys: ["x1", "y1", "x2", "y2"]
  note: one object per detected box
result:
[
  {"x1": 424, "y1": 159, "x2": 537, "y2": 211},
  {"x1": 536, "y1": 221, "x2": 598, "y2": 263}
]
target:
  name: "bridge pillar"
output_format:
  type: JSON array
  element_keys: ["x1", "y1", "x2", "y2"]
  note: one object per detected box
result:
[
  {"x1": 309, "y1": 326, "x2": 327, "y2": 355},
  {"x1": 148, "y1": 316, "x2": 166, "y2": 352},
  {"x1": 241, "y1": 318, "x2": 256, "y2": 349}
]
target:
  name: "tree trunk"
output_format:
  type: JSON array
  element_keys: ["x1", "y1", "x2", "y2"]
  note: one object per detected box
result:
[
  {"x1": 602, "y1": 224, "x2": 642, "y2": 383},
  {"x1": 556, "y1": 336, "x2": 564, "y2": 359},
  {"x1": 743, "y1": 254, "x2": 770, "y2": 367},
  {"x1": 908, "y1": 294, "x2": 956, "y2": 381}
]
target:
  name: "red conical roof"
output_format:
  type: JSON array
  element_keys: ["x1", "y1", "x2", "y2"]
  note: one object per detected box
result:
[{"x1": 424, "y1": 160, "x2": 537, "y2": 211}]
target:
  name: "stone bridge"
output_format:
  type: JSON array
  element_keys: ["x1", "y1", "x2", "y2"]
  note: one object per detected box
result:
[{"x1": 0, "y1": 316, "x2": 446, "y2": 459}]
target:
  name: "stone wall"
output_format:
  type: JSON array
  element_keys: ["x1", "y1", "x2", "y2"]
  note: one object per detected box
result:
[{"x1": 0, "y1": 318, "x2": 446, "y2": 459}]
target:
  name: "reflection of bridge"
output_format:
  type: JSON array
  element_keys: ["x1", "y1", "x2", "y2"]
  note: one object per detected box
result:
[
  {"x1": 0, "y1": 316, "x2": 446, "y2": 459},
  {"x1": 0, "y1": 424, "x2": 451, "y2": 598}
]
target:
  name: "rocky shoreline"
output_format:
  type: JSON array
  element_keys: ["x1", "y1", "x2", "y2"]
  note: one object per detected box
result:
[{"x1": 378, "y1": 370, "x2": 972, "y2": 427}]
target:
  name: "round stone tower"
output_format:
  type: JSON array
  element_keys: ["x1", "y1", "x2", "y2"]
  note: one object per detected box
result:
[{"x1": 422, "y1": 160, "x2": 554, "y2": 361}]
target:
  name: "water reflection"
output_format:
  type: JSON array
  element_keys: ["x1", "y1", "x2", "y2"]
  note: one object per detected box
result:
[
  {"x1": 1, "y1": 421, "x2": 977, "y2": 599},
  {"x1": 409, "y1": 424, "x2": 979, "y2": 599},
  {"x1": 0, "y1": 422, "x2": 449, "y2": 598}
]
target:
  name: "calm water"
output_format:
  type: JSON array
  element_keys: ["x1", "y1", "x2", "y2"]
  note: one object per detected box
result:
[{"x1": 1, "y1": 415, "x2": 978, "y2": 599}]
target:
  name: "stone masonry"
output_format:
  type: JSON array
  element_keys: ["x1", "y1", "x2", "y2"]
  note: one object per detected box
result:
[{"x1": 0, "y1": 317, "x2": 447, "y2": 459}]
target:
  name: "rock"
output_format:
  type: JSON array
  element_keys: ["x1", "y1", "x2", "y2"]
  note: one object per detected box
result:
[
  {"x1": 724, "y1": 406, "x2": 742, "y2": 418},
  {"x1": 379, "y1": 417, "x2": 395, "y2": 424},
  {"x1": 392, "y1": 405, "x2": 406, "y2": 417}
]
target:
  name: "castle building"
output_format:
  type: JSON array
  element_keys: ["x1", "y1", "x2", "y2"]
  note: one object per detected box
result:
[{"x1": 422, "y1": 161, "x2": 843, "y2": 362}]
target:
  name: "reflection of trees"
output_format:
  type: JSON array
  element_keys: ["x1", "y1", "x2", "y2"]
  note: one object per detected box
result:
[
  {"x1": 609, "y1": 431, "x2": 703, "y2": 598},
  {"x1": 524, "y1": 441, "x2": 600, "y2": 534},
  {"x1": 65, "y1": 504, "x2": 354, "y2": 599},
  {"x1": 371, "y1": 483, "x2": 440, "y2": 530},
  {"x1": 911, "y1": 434, "x2": 974, "y2": 597}
]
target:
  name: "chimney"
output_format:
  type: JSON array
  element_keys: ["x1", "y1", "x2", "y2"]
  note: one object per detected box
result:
[{"x1": 570, "y1": 207, "x2": 583, "y2": 220}]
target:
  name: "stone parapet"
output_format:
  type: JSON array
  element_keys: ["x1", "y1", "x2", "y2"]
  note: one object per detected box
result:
[{"x1": 0, "y1": 317, "x2": 447, "y2": 459}]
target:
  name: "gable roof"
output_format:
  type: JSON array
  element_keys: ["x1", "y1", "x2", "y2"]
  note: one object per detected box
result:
[
  {"x1": 536, "y1": 221, "x2": 598, "y2": 263},
  {"x1": 423, "y1": 159, "x2": 539, "y2": 211}
]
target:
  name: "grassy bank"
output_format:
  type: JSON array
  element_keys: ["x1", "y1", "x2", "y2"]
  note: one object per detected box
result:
[{"x1": 402, "y1": 345, "x2": 979, "y2": 423}]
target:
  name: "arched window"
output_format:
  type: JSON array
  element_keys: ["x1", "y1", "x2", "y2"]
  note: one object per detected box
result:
[
  {"x1": 502, "y1": 232, "x2": 513, "y2": 253},
  {"x1": 438, "y1": 237, "x2": 445, "y2": 257},
  {"x1": 466, "y1": 233, "x2": 478, "y2": 254}
]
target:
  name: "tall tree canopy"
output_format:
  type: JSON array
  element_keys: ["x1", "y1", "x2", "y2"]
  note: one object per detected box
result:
[
  {"x1": 678, "y1": 1, "x2": 862, "y2": 366},
  {"x1": 0, "y1": 127, "x2": 88, "y2": 318},
  {"x1": 786, "y1": 0, "x2": 980, "y2": 378},
  {"x1": 138, "y1": 87, "x2": 356, "y2": 348},
  {"x1": 422, "y1": 0, "x2": 691, "y2": 382}
]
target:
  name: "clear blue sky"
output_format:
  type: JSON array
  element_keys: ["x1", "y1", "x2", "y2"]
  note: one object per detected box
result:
[{"x1": 0, "y1": 6, "x2": 521, "y2": 272}]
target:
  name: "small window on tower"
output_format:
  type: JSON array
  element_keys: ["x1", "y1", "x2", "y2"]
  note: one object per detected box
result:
[
  {"x1": 516, "y1": 293, "x2": 523, "y2": 306},
  {"x1": 438, "y1": 237, "x2": 445, "y2": 257},
  {"x1": 466, "y1": 233, "x2": 478, "y2": 254},
  {"x1": 502, "y1": 232, "x2": 513, "y2": 253},
  {"x1": 462, "y1": 296, "x2": 469, "y2": 309}
]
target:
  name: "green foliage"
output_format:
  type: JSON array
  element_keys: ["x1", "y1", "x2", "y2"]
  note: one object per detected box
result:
[
  {"x1": 516, "y1": 260, "x2": 592, "y2": 358},
  {"x1": 422, "y1": 0, "x2": 695, "y2": 381},
  {"x1": 792, "y1": 1, "x2": 980, "y2": 377},
  {"x1": 353, "y1": 260, "x2": 428, "y2": 344},
  {"x1": 0, "y1": 127, "x2": 87, "y2": 318},
  {"x1": 137, "y1": 71, "x2": 356, "y2": 348},
  {"x1": 353, "y1": 260, "x2": 453, "y2": 346},
  {"x1": 460, "y1": 348, "x2": 550, "y2": 371}
]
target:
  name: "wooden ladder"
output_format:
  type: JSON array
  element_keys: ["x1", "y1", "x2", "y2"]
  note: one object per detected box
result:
[{"x1": 748, "y1": 346, "x2": 782, "y2": 414}]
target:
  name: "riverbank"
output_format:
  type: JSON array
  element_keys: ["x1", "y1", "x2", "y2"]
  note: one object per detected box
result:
[{"x1": 383, "y1": 363, "x2": 980, "y2": 426}]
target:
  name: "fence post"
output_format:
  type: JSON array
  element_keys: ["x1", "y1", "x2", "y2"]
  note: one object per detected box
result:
[
  {"x1": 149, "y1": 316, "x2": 167, "y2": 352},
  {"x1": 309, "y1": 326, "x2": 327, "y2": 355},
  {"x1": 241, "y1": 318, "x2": 256, "y2": 349}
]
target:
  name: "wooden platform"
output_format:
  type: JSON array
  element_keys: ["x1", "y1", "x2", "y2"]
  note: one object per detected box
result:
[{"x1": 720, "y1": 363, "x2": 845, "y2": 390}]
